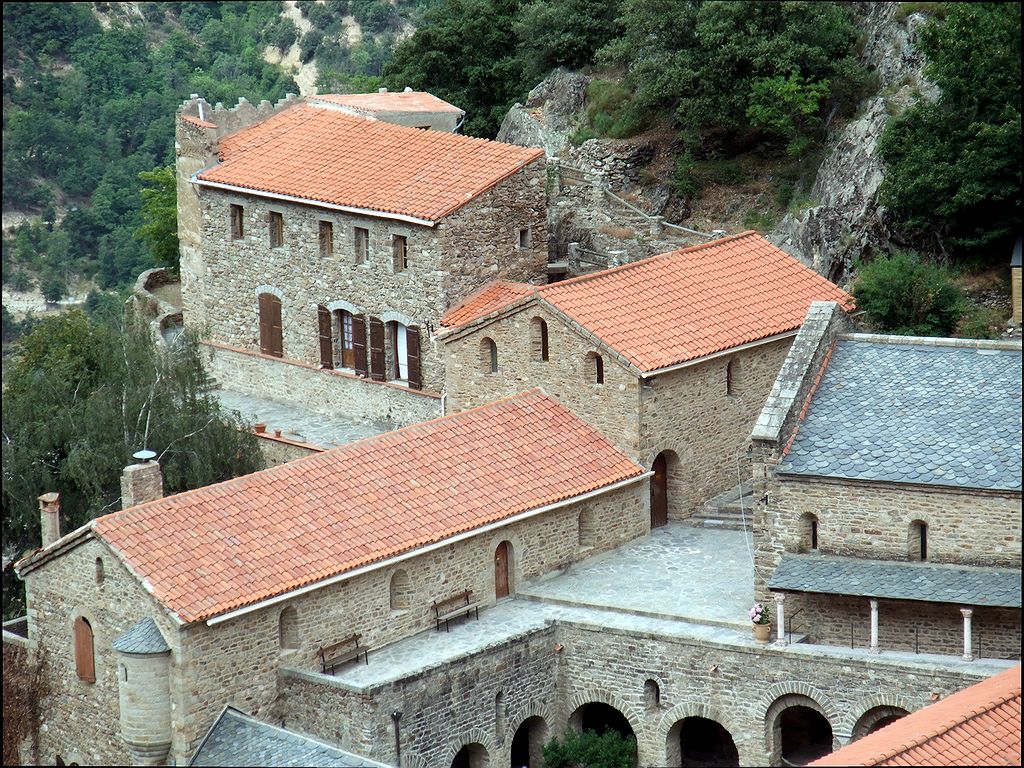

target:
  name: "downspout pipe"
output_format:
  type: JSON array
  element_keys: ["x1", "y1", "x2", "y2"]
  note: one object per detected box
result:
[{"x1": 391, "y1": 710, "x2": 403, "y2": 767}]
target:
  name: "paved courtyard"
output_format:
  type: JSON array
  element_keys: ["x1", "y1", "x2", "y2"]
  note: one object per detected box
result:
[{"x1": 214, "y1": 388, "x2": 392, "y2": 448}]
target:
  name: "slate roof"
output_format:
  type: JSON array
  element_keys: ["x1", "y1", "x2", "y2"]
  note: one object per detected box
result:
[
  {"x1": 189, "y1": 707, "x2": 389, "y2": 767},
  {"x1": 196, "y1": 104, "x2": 541, "y2": 222},
  {"x1": 440, "y1": 232, "x2": 853, "y2": 372},
  {"x1": 779, "y1": 338, "x2": 1023, "y2": 491},
  {"x1": 310, "y1": 91, "x2": 463, "y2": 114},
  {"x1": 811, "y1": 665, "x2": 1021, "y2": 766},
  {"x1": 112, "y1": 617, "x2": 170, "y2": 654},
  {"x1": 93, "y1": 390, "x2": 644, "y2": 623},
  {"x1": 770, "y1": 554, "x2": 1022, "y2": 608}
]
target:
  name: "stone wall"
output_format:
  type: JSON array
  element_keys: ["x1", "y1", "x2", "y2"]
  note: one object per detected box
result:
[
  {"x1": 254, "y1": 432, "x2": 323, "y2": 467},
  {"x1": 173, "y1": 479, "x2": 648, "y2": 757},
  {"x1": 22, "y1": 538, "x2": 182, "y2": 766},
  {"x1": 639, "y1": 338, "x2": 793, "y2": 517},
  {"x1": 205, "y1": 342, "x2": 442, "y2": 428},
  {"x1": 778, "y1": 594, "x2": 1021, "y2": 660},
  {"x1": 443, "y1": 303, "x2": 642, "y2": 458}
]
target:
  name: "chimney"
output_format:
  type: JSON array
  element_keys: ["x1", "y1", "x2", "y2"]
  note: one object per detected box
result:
[
  {"x1": 39, "y1": 492, "x2": 61, "y2": 548},
  {"x1": 121, "y1": 450, "x2": 163, "y2": 510}
]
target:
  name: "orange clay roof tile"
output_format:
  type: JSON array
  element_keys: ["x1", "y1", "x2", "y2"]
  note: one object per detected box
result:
[
  {"x1": 441, "y1": 232, "x2": 853, "y2": 371},
  {"x1": 811, "y1": 665, "x2": 1021, "y2": 766},
  {"x1": 93, "y1": 390, "x2": 643, "y2": 623},
  {"x1": 197, "y1": 104, "x2": 542, "y2": 221},
  {"x1": 310, "y1": 91, "x2": 464, "y2": 113}
]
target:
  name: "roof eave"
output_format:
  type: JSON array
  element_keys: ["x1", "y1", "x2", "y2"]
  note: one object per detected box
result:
[{"x1": 639, "y1": 328, "x2": 801, "y2": 379}]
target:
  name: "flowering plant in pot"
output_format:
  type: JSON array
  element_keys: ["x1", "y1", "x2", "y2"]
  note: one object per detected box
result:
[{"x1": 749, "y1": 602, "x2": 771, "y2": 642}]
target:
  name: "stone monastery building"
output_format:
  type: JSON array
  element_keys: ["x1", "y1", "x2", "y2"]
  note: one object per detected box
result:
[{"x1": 7, "y1": 91, "x2": 1022, "y2": 768}]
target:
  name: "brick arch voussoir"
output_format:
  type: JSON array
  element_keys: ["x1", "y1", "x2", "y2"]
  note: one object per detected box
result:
[
  {"x1": 441, "y1": 727, "x2": 498, "y2": 767},
  {"x1": 657, "y1": 701, "x2": 741, "y2": 746},
  {"x1": 760, "y1": 681, "x2": 840, "y2": 725},
  {"x1": 842, "y1": 692, "x2": 916, "y2": 738},
  {"x1": 400, "y1": 751, "x2": 430, "y2": 768},
  {"x1": 567, "y1": 688, "x2": 643, "y2": 736}
]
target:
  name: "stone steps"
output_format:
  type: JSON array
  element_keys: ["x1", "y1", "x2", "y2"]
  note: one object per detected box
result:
[{"x1": 687, "y1": 481, "x2": 756, "y2": 531}]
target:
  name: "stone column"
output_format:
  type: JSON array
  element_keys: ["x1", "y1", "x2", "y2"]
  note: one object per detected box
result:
[
  {"x1": 774, "y1": 593, "x2": 787, "y2": 646},
  {"x1": 961, "y1": 608, "x2": 974, "y2": 661},
  {"x1": 38, "y1": 492, "x2": 61, "y2": 548},
  {"x1": 869, "y1": 599, "x2": 880, "y2": 654}
]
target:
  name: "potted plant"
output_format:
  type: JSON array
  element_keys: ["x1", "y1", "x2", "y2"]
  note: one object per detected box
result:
[{"x1": 749, "y1": 602, "x2": 772, "y2": 643}]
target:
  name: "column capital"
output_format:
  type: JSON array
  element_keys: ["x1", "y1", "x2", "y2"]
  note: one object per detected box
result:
[
  {"x1": 960, "y1": 607, "x2": 974, "y2": 618},
  {"x1": 870, "y1": 598, "x2": 879, "y2": 609},
  {"x1": 774, "y1": 592, "x2": 786, "y2": 604}
]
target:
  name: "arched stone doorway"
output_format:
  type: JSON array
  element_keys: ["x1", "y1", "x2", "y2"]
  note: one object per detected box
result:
[
  {"x1": 667, "y1": 717, "x2": 739, "y2": 767},
  {"x1": 452, "y1": 743, "x2": 488, "y2": 768},
  {"x1": 494, "y1": 541, "x2": 513, "y2": 599},
  {"x1": 510, "y1": 716, "x2": 548, "y2": 768},
  {"x1": 569, "y1": 702, "x2": 635, "y2": 740},
  {"x1": 775, "y1": 705, "x2": 833, "y2": 766},
  {"x1": 852, "y1": 706, "x2": 909, "y2": 741},
  {"x1": 651, "y1": 452, "x2": 669, "y2": 528}
]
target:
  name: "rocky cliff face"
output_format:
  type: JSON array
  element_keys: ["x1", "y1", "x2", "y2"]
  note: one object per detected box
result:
[{"x1": 770, "y1": 2, "x2": 939, "y2": 282}]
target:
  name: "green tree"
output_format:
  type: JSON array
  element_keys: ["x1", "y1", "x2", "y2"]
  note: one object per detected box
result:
[
  {"x1": 137, "y1": 166, "x2": 180, "y2": 272},
  {"x1": 543, "y1": 729, "x2": 637, "y2": 768},
  {"x1": 2, "y1": 310, "x2": 263, "y2": 617},
  {"x1": 878, "y1": 3, "x2": 1021, "y2": 257},
  {"x1": 514, "y1": 0, "x2": 621, "y2": 83},
  {"x1": 852, "y1": 250, "x2": 964, "y2": 335}
]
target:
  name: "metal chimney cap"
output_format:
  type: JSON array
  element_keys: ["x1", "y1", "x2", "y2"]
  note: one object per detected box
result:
[{"x1": 133, "y1": 449, "x2": 158, "y2": 462}]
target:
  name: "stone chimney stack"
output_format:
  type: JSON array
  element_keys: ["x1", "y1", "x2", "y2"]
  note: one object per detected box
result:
[
  {"x1": 38, "y1": 492, "x2": 61, "y2": 548},
  {"x1": 121, "y1": 451, "x2": 163, "y2": 510}
]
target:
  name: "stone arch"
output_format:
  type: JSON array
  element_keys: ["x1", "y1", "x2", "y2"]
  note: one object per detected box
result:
[
  {"x1": 400, "y1": 752, "x2": 430, "y2": 768},
  {"x1": 495, "y1": 690, "x2": 507, "y2": 741},
  {"x1": 908, "y1": 519, "x2": 928, "y2": 561},
  {"x1": 644, "y1": 679, "x2": 661, "y2": 711},
  {"x1": 95, "y1": 556, "x2": 105, "y2": 585},
  {"x1": 509, "y1": 711, "x2": 550, "y2": 768},
  {"x1": 253, "y1": 284, "x2": 284, "y2": 301},
  {"x1": 487, "y1": 531, "x2": 524, "y2": 596},
  {"x1": 585, "y1": 351, "x2": 604, "y2": 384},
  {"x1": 389, "y1": 569, "x2": 412, "y2": 611},
  {"x1": 326, "y1": 298, "x2": 363, "y2": 315},
  {"x1": 657, "y1": 702, "x2": 742, "y2": 757},
  {"x1": 665, "y1": 711, "x2": 740, "y2": 768},
  {"x1": 567, "y1": 689, "x2": 642, "y2": 740},
  {"x1": 481, "y1": 337, "x2": 498, "y2": 374},
  {"x1": 380, "y1": 310, "x2": 418, "y2": 328},
  {"x1": 842, "y1": 692, "x2": 915, "y2": 741},
  {"x1": 726, "y1": 357, "x2": 740, "y2": 395},
  {"x1": 648, "y1": 449, "x2": 682, "y2": 527},
  {"x1": 761, "y1": 685, "x2": 839, "y2": 766},
  {"x1": 578, "y1": 508, "x2": 599, "y2": 550},
  {"x1": 530, "y1": 316, "x2": 549, "y2": 362},
  {"x1": 798, "y1": 512, "x2": 819, "y2": 553},
  {"x1": 277, "y1": 605, "x2": 299, "y2": 650},
  {"x1": 507, "y1": 701, "x2": 554, "y2": 744},
  {"x1": 441, "y1": 727, "x2": 496, "y2": 768}
]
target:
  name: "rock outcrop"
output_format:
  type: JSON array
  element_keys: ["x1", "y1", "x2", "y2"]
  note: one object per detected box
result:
[
  {"x1": 497, "y1": 68, "x2": 590, "y2": 157},
  {"x1": 770, "y1": 2, "x2": 939, "y2": 282}
]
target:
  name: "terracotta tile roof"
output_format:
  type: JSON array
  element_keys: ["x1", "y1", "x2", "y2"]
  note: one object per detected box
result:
[
  {"x1": 441, "y1": 232, "x2": 853, "y2": 372},
  {"x1": 441, "y1": 281, "x2": 537, "y2": 327},
  {"x1": 93, "y1": 390, "x2": 643, "y2": 623},
  {"x1": 310, "y1": 91, "x2": 463, "y2": 114},
  {"x1": 812, "y1": 665, "x2": 1021, "y2": 766},
  {"x1": 196, "y1": 105, "x2": 542, "y2": 222},
  {"x1": 182, "y1": 114, "x2": 218, "y2": 129}
]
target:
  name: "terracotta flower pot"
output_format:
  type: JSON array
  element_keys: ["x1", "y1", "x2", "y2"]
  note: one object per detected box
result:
[{"x1": 753, "y1": 623, "x2": 772, "y2": 643}]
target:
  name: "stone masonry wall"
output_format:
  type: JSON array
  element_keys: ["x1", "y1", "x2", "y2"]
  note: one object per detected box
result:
[
  {"x1": 173, "y1": 480, "x2": 648, "y2": 757},
  {"x1": 443, "y1": 304, "x2": 642, "y2": 458},
  {"x1": 23, "y1": 538, "x2": 183, "y2": 766},
  {"x1": 639, "y1": 338, "x2": 793, "y2": 518},
  {"x1": 205, "y1": 342, "x2": 442, "y2": 428},
  {"x1": 280, "y1": 627, "x2": 559, "y2": 767},
  {"x1": 778, "y1": 594, "x2": 1021, "y2": 659}
]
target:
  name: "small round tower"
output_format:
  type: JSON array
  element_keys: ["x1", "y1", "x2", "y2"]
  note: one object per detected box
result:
[{"x1": 113, "y1": 617, "x2": 172, "y2": 766}]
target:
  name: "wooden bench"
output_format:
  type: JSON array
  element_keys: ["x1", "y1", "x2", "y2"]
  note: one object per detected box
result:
[
  {"x1": 318, "y1": 633, "x2": 368, "y2": 674},
  {"x1": 432, "y1": 590, "x2": 480, "y2": 632}
]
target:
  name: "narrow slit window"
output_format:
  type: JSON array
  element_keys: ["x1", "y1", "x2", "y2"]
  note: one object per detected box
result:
[
  {"x1": 318, "y1": 221, "x2": 334, "y2": 256},
  {"x1": 354, "y1": 227, "x2": 369, "y2": 264},
  {"x1": 269, "y1": 211, "x2": 284, "y2": 248},
  {"x1": 392, "y1": 235, "x2": 409, "y2": 272},
  {"x1": 230, "y1": 204, "x2": 244, "y2": 240},
  {"x1": 518, "y1": 227, "x2": 531, "y2": 249},
  {"x1": 811, "y1": 519, "x2": 819, "y2": 551}
]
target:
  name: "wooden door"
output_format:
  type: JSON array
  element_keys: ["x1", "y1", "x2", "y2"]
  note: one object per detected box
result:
[
  {"x1": 494, "y1": 541, "x2": 511, "y2": 599},
  {"x1": 651, "y1": 453, "x2": 668, "y2": 528}
]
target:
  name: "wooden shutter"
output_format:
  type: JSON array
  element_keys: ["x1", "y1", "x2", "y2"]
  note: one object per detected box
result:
[
  {"x1": 317, "y1": 304, "x2": 333, "y2": 369},
  {"x1": 269, "y1": 295, "x2": 283, "y2": 357},
  {"x1": 352, "y1": 314, "x2": 368, "y2": 377},
  {"x1": 258, "y1": 293, "x2": 272, "y2": 355},
  {"x1": 74, "y1": 617, "x2": 95, "y2": 683},
  {"x1": 407, "y1": 326, "x2": 422, "y2": 390},
  {"x1": 368, "y1": 316, "x2": 385, "y2": 381}
]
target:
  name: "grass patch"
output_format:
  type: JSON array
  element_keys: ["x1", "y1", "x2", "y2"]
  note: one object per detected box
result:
[
  {"x1": 742, "y1": 209, "x2": 776, "y2": 232},
  {"x1": 957, "y1": 302, "x2": 1006, "y2": 339},
  {"x1": 895, "y1": 2, "x2": 949, "y2": 22},
  {"x1": 573, "y1": 79, "x2": 648, "y2": 144}
]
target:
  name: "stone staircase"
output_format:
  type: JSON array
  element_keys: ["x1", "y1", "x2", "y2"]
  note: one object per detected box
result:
[{"x1": 686, "y1": 481, "x2": 755, "y2": 531}]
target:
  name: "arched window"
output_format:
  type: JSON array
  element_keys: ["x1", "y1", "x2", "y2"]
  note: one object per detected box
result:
[
  {"x1": 586, "y1": 352, "x2": 604, "y2": 384},
  {"x1": 481, "y1": 337, "x2": 498, "y2": 374},
  {"x1": 95, "y1": 557, "x2": 105, "y2": 585},
  {"x1": 278, "y1": 606, "x2": 299, "y2": 650},
  {"x1": 73, "y1": 617, "x2": 95, "y2": 683},
  {"x1": 530, "y1": 317, "x2": 549, "y2": 362},
  {"x1": 495, "y1": 690, "x2": 507, "y2": 740},
  {"x1": 644, "y1": 679, "x2": 661, "y2": 711},
  {"x1": 726, "y1": 358, "x2": 739, "y2": 395},
  {"x1": 909, "y1": 520, "x2": 928, "y2": 561},
  {"x1": 800, "y1": 513, "x2": 819, "y2": 552},
  {"x1": 389, "y1": 569, "x2": 412, "y2": 611}
]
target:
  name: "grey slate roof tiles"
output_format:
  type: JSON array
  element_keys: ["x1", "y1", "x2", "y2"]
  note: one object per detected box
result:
[
  {"x1": 778, "y1": 339, "x2": 1022, "y2": 491},
  {"x1": 111, "y1": 617, "x2": 170, "y2": 654},
  {"x1": 190, "y1": 707, "x2": 390, "y2": 767},
  {"x1": 770, "y1": 554, "x2": 1022, "y2": 608}
]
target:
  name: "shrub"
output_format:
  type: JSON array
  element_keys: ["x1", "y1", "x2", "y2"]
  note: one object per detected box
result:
[
  {"x1": 543, "y1": 729, "x2": 637, "y2": 768},
  {"x1": 853, "y1": 250, "x2": 965, "y2": 335},
  {"x1": 672, "y1": 153, "x2": 699, "y2": 199},
  {"x1": 957, "y1": 302, "x2": 1005, "y2": 339},
  {"x1": 300, "y1": 29, "x2": 325, "y2": 63}
]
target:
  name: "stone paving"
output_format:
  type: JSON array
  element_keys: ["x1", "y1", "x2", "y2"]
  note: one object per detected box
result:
[{"x1": 214, "y1": 388, "x2": 392, "y2": 448}]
